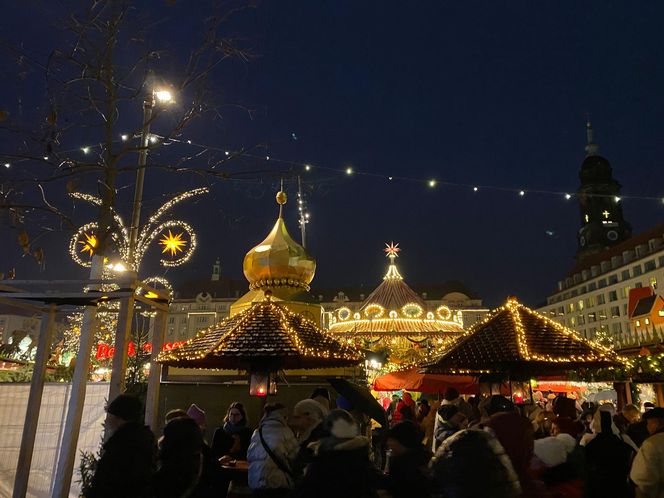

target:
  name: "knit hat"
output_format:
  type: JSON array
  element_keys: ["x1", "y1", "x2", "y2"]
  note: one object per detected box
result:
[
  {"x1": 387, "y1": 421, "x2": 423, "y2": 449},
  {"x1": 186, "y1": 403, "x2": 206, "y2": 428},
  {"x1": 438, "y1": 404, "x2": 460, "y2": 421},
  {"x1": 294, "y1": 399, "x2": 327, "y2": 423},
  {"x1": 106, "y1": 394, "x2": 142, "y2": 423}
]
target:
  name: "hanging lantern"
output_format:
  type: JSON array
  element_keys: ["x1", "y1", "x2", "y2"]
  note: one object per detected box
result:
[{"x1": 249, "y1": 372, "x2": 277, "y2": 397}]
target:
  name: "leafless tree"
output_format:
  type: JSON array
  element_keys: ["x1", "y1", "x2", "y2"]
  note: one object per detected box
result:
[{"x1": 0, "y1": 0, "x2": 260, "y2": 269}]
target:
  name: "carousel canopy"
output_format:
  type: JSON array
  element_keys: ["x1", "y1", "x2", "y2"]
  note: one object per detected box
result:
[
  {"x1": 157, "y1": 295, "x2": 361, "y2": 371},
  {"x1": 423, "y1": 296, "x2": 624, "y2": 377},
  {"x1": 329, "y1": 243, "x2": 464, "y2": 337}
]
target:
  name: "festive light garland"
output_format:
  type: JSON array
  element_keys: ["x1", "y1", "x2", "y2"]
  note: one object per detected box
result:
[{"x1": 68, "y1": 187, "x2": 207, "y2": 271}]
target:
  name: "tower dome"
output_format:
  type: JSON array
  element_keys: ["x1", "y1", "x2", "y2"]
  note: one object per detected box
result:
[{"x1": 243, "y1": 190, "x2": 316, "y2": 291}]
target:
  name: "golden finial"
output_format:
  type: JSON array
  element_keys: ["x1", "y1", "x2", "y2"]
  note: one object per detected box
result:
[{"x1": 276, "y1": 190, "x2": 287, "y2": 205}]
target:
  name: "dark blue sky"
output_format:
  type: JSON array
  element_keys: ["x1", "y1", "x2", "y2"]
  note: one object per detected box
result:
[{"x1": 2, "y1": 1, "x2": 664, "y2": 307}]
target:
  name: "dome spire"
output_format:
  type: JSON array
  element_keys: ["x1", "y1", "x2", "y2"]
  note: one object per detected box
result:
[
  {"x1": 585, "y1": 119, "x2": 599, "y2": 157},
  {"x1": 243, "y1": 186, "x2": 316, "y2": 292}
]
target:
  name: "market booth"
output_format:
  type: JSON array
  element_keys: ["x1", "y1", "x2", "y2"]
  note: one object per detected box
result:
[{"x1": 422, "y1": 296, "x2": 625, "y2": 403}]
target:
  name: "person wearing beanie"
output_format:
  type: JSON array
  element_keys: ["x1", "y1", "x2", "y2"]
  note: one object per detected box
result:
[
  {"x1": 292, "y1": 409, "x2": 381, "y2": 498},
  {"x1": 187, "y1": 403, "x2": 207, "y2": 431},
  {"x1": 631, "y1": 407, "x2": 664, "y2": 498},
  {"x1": 382, "y1": 421, "x2": 433, "y2": 498},
  {"x1": 85, "y1": 394, "x2": 156, "y2": 498},
  {"x1": 183, "y1": 403, "x2": 219, "y2": 498},
  {"x1": 290, "y1": 398, "x2": 330, "y2": 475},
  {"x1": 433, "y1": 404, "x2": 468, "y2": 450}
]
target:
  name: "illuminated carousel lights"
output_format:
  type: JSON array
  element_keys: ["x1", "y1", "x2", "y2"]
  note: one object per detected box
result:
[
  {"x1": 401, "y1": 302, "x2": 423, "y2": 318},
  {"x1": 436, "y1": 305, "x2": 452, "y2": 321},
  {"x1": 364, "y1": 303, "x2": 385, "y2": 319},
  {"x1": 337, "y1": 307, "x2": 352, "y2": 321}
]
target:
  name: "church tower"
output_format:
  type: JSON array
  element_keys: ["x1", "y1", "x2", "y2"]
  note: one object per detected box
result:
[{"x1": 576, "y1": 122, "x2": 631, "y2": 261}]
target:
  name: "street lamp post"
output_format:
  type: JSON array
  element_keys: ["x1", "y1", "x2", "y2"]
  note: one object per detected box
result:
[{"x1": 108, "y1": 88, "x2": 173, "y2": 404}]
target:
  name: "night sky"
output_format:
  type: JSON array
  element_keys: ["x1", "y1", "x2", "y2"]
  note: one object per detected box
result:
[{"x1": 2, "y1": 1, "x2": 664, "y2": 308}]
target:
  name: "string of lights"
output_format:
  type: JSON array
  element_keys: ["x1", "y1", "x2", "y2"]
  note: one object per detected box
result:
[{"x1": 4, "y1": 133, "x2": 663, "y2": 204}]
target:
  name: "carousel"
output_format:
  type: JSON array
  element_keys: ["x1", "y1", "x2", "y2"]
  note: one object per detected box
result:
[{"x1": 328, "y1": 243, "x2": 464, "y2": 368}]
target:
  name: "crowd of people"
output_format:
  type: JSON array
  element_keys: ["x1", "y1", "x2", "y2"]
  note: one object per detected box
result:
[{"x1": 84, "y1": 388, "x2": 664, "y2": 498}]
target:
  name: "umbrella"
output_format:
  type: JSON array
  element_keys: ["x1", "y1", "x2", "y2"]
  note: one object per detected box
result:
[
  {"x1": 372, "y1": 368, "x2": 478, "y2": 394},
  {"x1": 327, "y1": 377, "x2": 388, "y2": 427}
]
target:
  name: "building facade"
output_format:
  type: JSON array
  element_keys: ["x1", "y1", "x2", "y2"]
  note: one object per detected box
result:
[{"x1": 540, "y1": 222, "x2": 664, "y2": 347}]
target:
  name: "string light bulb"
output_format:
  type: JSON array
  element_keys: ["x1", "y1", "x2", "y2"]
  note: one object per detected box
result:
[
  {"x1": 519, "y1": 190, "x2": 525, "y2": 196},
  {"x1": 428, "y1": 179, "x2": 437, "y2": 188},
  {"x1": 346, "y1": 167, "x2": 353, "y2": 175},
  {"x1": 81, "y1": 147, "x2": 90, "y2": 154},
  {"x1": 565, "y1": 193, "x2": 572, "y2": 200}
]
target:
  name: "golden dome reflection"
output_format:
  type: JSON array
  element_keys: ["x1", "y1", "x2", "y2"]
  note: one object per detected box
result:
[{"x1": 242, "y1": 191, "x2": 316, "y2": 291}]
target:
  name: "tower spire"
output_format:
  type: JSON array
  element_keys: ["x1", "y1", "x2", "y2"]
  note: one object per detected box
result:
[{"x1": 585, "y1": 120, "x2": 599, "y2": 156}]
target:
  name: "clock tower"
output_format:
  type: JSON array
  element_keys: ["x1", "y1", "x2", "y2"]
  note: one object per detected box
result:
[{"x1": 576, "y1": 122, "x2": 631, "y2": 261}]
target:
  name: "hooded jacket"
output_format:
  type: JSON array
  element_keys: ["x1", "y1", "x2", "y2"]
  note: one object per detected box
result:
[{"x1": 247, "y1": 409, "x2": 299, "y2": 491}]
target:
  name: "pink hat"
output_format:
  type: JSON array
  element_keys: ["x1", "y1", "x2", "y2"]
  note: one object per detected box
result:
[{"x1": 187, "y1": 403, "x2": 206, "y2": 428}]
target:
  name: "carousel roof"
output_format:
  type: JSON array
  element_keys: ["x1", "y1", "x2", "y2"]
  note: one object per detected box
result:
[
  {"x1": 329, "y1": 243, "x2": 463, "y2": 337},
  {"x1": 423, "y1": 297, "x2": 624, "y2": 376},
  {"x1": 157, "y1": 295, "x2": 361, "y2": 370},
  {"x1": 330, "y1": 318, "x2": 463, "y2": 336}
]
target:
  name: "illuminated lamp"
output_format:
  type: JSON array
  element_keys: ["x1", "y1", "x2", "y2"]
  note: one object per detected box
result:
[{"x1": 249, "y1": 372, "x2": 277, "y2": 397}]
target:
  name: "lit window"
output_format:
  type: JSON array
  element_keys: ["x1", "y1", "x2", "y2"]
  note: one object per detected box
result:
[
  {"x1": 645, "y1": 318, "x2": 651, "y2": 325},
  {"x1": 658, "y1": 310, "x2": 664, "y2": 317},
  {"x1": 636, "y1": 320, "x2": 641, "y2": 327}
]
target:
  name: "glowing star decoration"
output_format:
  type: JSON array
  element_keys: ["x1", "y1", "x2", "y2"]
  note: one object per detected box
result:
[
  {"x1": 68, "y1": 187, "x2": 207, "y2": 271},
  {"x1": 159, "y1": 230, "x2": 187, "y2": 257},
  {"x1": 78, "y1": 232, "x2": 98, "y2": 256},
  {"x1": 384, "y1": 242, "x2": 401, "y2": 259}
]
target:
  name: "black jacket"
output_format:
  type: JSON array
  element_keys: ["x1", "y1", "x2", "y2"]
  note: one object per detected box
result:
[
  {"x1": 86, "y1": 422, "x2": 156, "y2": 498},
  {"x1": 293, "y1": 436, "x2": 380, "y2": 498}
]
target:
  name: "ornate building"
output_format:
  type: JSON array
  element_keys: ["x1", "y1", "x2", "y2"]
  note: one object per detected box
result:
[
  {"x1": 327, "y1": 243, "x2": 487, "y2": 367},
  {"x1": 577, "y1": 122, "x2": 632, "y2": 261},
  {"x1": 539, "y1": 124, "x2": 664, "y2": 351}
]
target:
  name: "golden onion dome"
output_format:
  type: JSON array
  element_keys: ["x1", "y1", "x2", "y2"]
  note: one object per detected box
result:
[{"x1": 243, "y1": 191, "x2": 316, "y2": 291}]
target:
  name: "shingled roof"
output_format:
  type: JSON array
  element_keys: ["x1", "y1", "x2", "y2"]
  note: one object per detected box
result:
[
  {"x1": 423, "y1": 297, "x2": 623, "y2": 377},
  {"x1": 157, "y1": 297, "x2": 361, "y2": 370}
]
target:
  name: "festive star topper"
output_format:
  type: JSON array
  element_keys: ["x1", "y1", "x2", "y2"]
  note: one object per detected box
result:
[
  {"x1": 160, "y1": 230, "x2": 187, "y2": 257},
  {"x1": 384, "y1": 242, "x2": 401, "y2": 259}
]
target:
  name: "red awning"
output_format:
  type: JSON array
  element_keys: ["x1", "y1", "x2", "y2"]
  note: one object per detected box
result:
[{"x1": 372, "y1": 368, "x2": 478, "y2": 394}]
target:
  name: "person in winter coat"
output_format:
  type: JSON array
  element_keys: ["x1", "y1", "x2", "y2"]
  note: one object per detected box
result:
[
  {"x1": 290, "y1": 399, "x2": 329, "y2": 475},
  {"x1": 154, "y1": 417, "x2": 204, "y2": 498},
  {"x1": 584, "y1": 410, "x2": 635, "y2": 498},
  {"x1": 85, "y1": 394, "x2": 156, "y2": 498},
  {"x1": 247, "y1": 403, "x2": 299, "y2": 498},
  {"x1": 433, "y1": 404, "x2": 468, "y2": 451},
  {"x1": 484, "y1": 396, "x2": 542, "y2": 498},
  {"x1": 292, "y1": 409, "x2": 381, "y2": 498},
  {"x1": 392, "y1": 392, "x2": 416, "y2": 426},
  {"x1": 430, "y1": 428, "x2": 521, "y2": 498},
  {"x1": 212, "y1": 401, "x2": 254, "y2": 460},
  {"x1": 384, "y1": 421, "x2": 434, "y2": 498},
  {"x1": 630, "y1": 407, "x2": 664, "y2": 498}
]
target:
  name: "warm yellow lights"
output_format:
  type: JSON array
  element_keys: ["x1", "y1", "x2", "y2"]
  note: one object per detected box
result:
[
  {"x1": 159, "y1": 229, "x2": 187, "y2": 257},
  {"x1": 364, "y1": 303, "x2": 385, "y2": 319},
  {"x1": 346, "y1": 167, "x2": 353, "y2": 175},
  {"x1": 428, "y1": 179, "x2": 437, "y2": 188},
  {"x1": 154, "y1": 89, "x2": 174, "y2": 103},
  {"x1": 78, "y1": 232, "x2": 98, "y2": 256}
]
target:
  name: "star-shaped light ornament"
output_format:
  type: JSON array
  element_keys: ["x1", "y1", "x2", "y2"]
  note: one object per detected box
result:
[
  {"x1": 384, "y1": 242, "x2": 401, "y2": 259},
  {"x1": 159, "y1": 230, "x2": 187, "y2": 257},
  {"x1": 78, "y1": 232, "x2": 98, "y2": 256}
]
